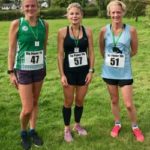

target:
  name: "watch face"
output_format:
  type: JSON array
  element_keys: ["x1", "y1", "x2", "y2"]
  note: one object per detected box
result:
[
  {"x1": 89, "y1": 68, "x2": 94, "y2": 73},
  {"x1": 113, "y1": 47, "x2": 122, "y2": 54}
]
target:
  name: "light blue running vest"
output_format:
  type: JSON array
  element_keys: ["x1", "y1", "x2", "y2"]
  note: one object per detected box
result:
[{"x1": 101, "y1": 24, "x2": 133, "y2": 79}]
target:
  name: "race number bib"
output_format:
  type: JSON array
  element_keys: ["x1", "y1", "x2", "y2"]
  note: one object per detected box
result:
[
  {"x1": 105, "y1": 53, "x2": 125, "y2": 68},
  {"x1": 24, "y1": 50, "x2": 43, "y2": 66},
  {"x1": 68, "y1": 52, "x2": 88, "y2": 68}
]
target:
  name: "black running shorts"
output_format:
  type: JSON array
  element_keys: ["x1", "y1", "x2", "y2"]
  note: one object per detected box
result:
[
  {"x1": 103, "y1": 78, "x2": 133, "y2": 87},
  {"x1": 65, "y1": 70, "x2": 88, "y2": 86}
]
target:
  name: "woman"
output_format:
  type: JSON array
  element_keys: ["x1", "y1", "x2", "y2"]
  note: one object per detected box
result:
[
  {"x1": 8, "y1": 0, "x2": 49, "y2": 149},
  {"x1": 99, "y1": 0, "x2": 144, "y2": 142},
  {"x1": 57, "y1": 3, "x2": 94, "y2": 142}
]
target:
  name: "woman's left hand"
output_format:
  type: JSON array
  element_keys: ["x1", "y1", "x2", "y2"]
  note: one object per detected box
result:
[{"x1": 85, "y1": 72, "x2": 93, "y2": 85}]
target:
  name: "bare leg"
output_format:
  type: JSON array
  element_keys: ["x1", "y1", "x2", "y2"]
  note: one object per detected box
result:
[
  {"x1": 29, "y1": 81, "x2": 43, "y2": 129},
  {"x1": 121, "y1": 85, "x2": 137, "y2": 124},
  {"x1": 18, "y1": 84, "x2": 34, "y2": 130},
  {"x1": 75, "y1": 85, "x2": 88, "y2": 106},
  {"x1": 107, "y1": 84, "x2": 120, "y2": 122}
]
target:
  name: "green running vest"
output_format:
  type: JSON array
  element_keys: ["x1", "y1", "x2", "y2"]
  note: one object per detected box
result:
[{"x1": 14, "y1": 17, "x2": 46, "y2": 70}]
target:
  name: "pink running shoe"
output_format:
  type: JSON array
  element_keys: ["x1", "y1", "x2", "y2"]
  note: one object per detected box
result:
[
  {"x1": 73, "y1": 124, "x2": 87, "y2": 136},
  {"x1": 133, "y1": 128, "x2": 144, "y2": 142},
  {"x1": 64, "y1": 129, "x2": 73, "y2": 142},
  {"x1": 111, "y1": 125, "x2": 121, "y2": 137}
]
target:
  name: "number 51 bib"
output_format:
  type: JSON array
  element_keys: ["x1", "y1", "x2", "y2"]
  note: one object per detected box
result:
[
  {"x1": 105, "y1": 53, "x2": 125, "y2": 68},
  {"x1": 68, "y1": 52, "x2": 88, "y2": 68}
]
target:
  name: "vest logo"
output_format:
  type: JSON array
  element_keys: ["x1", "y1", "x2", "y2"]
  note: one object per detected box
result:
[{"x1": 22, "y1": 26, "x2": 28, "y2": 31}]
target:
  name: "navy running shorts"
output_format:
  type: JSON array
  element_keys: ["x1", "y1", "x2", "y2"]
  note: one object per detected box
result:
[
  {"x1": 103, "y1": 78, "x2": 133, "y2": 87},
  {"x1": 15, "y1": 68, "x2": 46, "y2": 84}
]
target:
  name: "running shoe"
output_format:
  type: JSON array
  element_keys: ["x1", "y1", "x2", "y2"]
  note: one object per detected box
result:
[
  {"x1": 29, "y1": 130, "x2": 43, "y2": 147},
  {"x1": 21, "y1": 134, "x2": 31, "y2": 150},
  {"x1": 133, "y1": 128, "x2": 144, "y2": 142},
  {"x1": 110, "y1": 125, "x2": 121, "y2": 137},
  {"x1": 73, "y1": 124, "x2": 87, "y2": 136},
  {"x1": 64, "y1": 129, "x2": 73, "y2": 142}
]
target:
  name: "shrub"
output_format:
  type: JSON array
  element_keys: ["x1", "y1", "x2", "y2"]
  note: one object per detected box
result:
[
  {"x1": 83, "y1": 7, "x2": 99, "y2": 17},
  {"x1": 40, "y1": 7, "x2": 66, "y2": 19},
  {"x1": 0, "y1": 7, "x2": 99, "y2": 21},
  {"x1": 0, "y1": 10, "x2": 23, "y2": 21}
]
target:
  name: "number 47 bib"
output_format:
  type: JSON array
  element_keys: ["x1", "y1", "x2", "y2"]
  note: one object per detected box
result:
[
  {"x1": 24, "y1": 50, "x2": 43, "y2": 65},
  {"x1": 105, "y1": 53, "x2": 125, "y2": 68}
]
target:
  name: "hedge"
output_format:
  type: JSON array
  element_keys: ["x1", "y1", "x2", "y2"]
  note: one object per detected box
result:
[{"x1": 0, "y1": 6, "x2": 99, "y2": 21}]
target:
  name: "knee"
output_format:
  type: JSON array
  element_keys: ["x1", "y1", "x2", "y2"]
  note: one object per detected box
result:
[
  {"x1": 125, "y1": 103, "x2": 133, "y2": 111},
  {"x1": 22, "y1": 108, "x2": 33, "y2": 117},
  {"x1": 75, "y1": 99, "x2": 83, "y2": 106},
  {"x1": 64, "y1": 99, "x2": 73, "y2": 108},
  {"x1": 75, "y1": 96, "x2": 84, "y2": 106},
  {"x1": 111, "y1": 98, "x2": 119, "y2": 105}
]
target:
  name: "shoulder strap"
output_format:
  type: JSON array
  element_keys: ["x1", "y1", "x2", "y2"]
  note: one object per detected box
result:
[
  {"x1": 39, "y1": 18, "x2": 45, "y2": 28},
  {"x1": 66, "y1": 26, "x2": 69, "y2": 36},
  {"x1": 19, "y1": 17, "x2": 24, "y2": 26},
  {"x1": 81, "y1": 26, "x2": 87, "y2": 38}
]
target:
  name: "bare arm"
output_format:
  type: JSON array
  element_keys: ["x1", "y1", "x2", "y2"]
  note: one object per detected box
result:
[
  {"x1": 44, "y1": 21, "x2": 49, "y2": 55},
  {"x1": 57, "y1": 28, "x2": 68, "y2": 86},
  {"x1": 86, "y1": 27, "x2": 95, "y2": 70},
  {"x1": 85, "y1": 27, "x2": 95, "y2": 85},
  {"x1": 8, "y1": 19, "x2": 19, "y2": 88},
  {"x1": 99, "y1": 26, "x2": 106, "y2": 58},
  {"x1": 130, "y1": 26, "x2": 138, "y2": 57},
  {"x1": 8, "y1": 20, "x2": 19, "y2": 70}
]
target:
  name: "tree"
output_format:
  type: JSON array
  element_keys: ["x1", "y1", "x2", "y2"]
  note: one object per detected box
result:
[
  {"x1": 47, "y1": 0, "x2": 51, "y2": 7},
  {"x1": 52, "y1": 0, "x2": 86, "y2": 8},
  {"x1": 125, "y1": 0, "x2": 148, "y2": 21},
  {"x1": 96, "y1": 0, "x2": 110, "y2": 17},
  {"x1": 96, "y1": 0, "x2": 149, "y2": 20}
]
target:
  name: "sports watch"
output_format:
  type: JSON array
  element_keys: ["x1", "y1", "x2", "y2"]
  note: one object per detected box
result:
[{"x1": 89, "y1": 68, "x2": 95, "y2": 73}]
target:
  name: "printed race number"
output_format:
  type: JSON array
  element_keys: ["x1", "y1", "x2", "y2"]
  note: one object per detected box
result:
[
  {"x1": 68, "y1": 52, "x2": 88, "y2": 68},
  {"x1": 24, "y1": 50, "x2": 43, "y2": 65},
  {"x1": 105, "y1": 53, "x2": 125, "y2": 68},
  {"x1": 31, "y1": 55, "x2": 39, "y2": 64}
]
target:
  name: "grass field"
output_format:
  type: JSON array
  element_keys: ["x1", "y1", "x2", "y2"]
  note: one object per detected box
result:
[{"x1": 0, "y1": 17, "x2": 150, "y2": 150}]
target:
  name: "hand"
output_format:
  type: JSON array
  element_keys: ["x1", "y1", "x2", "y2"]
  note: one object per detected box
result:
[
  {"x1": 85, "y1": 72, "x2": 93, "y2": 85},
  {"x1": 61, "y1": 75, "x2": 68, "y2": 87},
  {"x1": 9, "y1": 73, "x2": 18, "y2": 89}
]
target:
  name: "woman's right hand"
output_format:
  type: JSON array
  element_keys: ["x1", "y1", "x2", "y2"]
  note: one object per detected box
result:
[
  {"x1": 61, "y1": 75, "x2": 68, "y2": 87},
  {"x1": 9, "y1": 73, "x2": 18, "y2": 89}
]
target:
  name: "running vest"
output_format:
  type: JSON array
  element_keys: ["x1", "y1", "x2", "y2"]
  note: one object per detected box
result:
[
  {"x1": 63, "y1": 26, "x2": 89, "y2": 72},
  {"x1": 14, "y1": 17, "x2": 46, "y2": 70},
  {"x1": 102, "y1": 24, "x2": 132, "y2": 79}
]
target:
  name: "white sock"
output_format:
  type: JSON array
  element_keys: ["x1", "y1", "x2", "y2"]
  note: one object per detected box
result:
[
  {"x1": 132, "y1": 124, "x2": 138, "y2": 130},
  {"x1": 115, "y1": 121, "x2": 121, "y2": 127}
]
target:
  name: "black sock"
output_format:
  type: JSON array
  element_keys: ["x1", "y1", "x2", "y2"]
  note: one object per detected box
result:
[
  {"x1": 74, "y1": 105, "x2": 83, "y2": 123},
  {"x1": 29, "y1": 129, "x2": 35, "y2": 136},
  {"x1": 62, "y1": 106, "x2": 71, "y2": 126},
  {"x1": 21, "y1": 130, "x2": 28, "y2": 138}
]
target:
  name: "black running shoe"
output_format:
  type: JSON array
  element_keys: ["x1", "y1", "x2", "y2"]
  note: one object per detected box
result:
[
  {"x1": 21, "y1": 135, "x2": 31, "y2": 150},
  {"x1": 29, "y1": 130, "x2": 43, "y2": 147}
]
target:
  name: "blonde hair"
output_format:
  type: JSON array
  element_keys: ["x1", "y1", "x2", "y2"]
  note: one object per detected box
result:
[
  {"x1": 66, "y1": 2, "x2": 83, "y2": 16},
  {"x1": 107, "y1": 0, "x2": 127, "y2": 16}
]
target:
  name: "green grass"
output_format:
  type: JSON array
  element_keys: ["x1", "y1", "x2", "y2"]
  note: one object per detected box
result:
[{"x1": 0, "y1": 17, "x2": 150, "y2": 150}]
